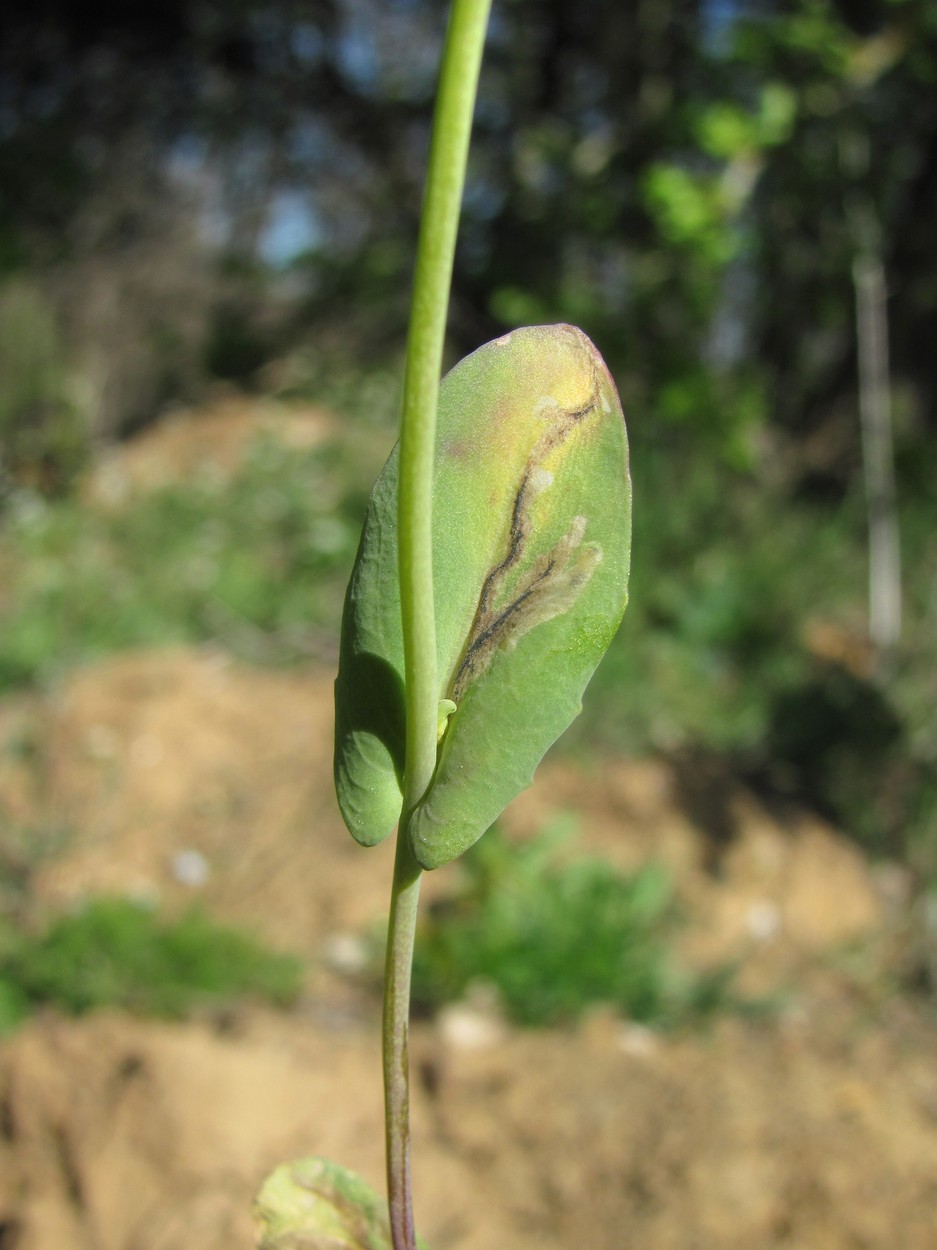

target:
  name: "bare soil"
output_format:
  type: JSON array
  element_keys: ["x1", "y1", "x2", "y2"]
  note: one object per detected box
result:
[{"x1": 1, "y1": 404, "x2": 935, "y2": 1249}]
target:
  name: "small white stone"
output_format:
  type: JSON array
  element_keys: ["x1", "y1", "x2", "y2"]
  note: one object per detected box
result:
[
  {"x1": 617, "y1": 1022, "x2": 659, "y2": 1058},
  {"x1": 438, "y1": 982, "x2": 506, "y2": 1050},
  {"x1": 171, "y1": 849, "x2": 211, "y2": 888},
  {"x1": 438, "y1": 1005, "x2": 506, "y2": 1051},
  {"x1": 747, "y1": 899, "x2": 782, "y2": 942},
  {"x1": 322, "y1": 932, "x2": 370, "y2": 976}
]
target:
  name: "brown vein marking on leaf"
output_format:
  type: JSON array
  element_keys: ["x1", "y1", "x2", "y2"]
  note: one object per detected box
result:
[
  {"x1": 475, "y1": 391, "x2": 598, "y2": 620},
  {"x1": 450, "y1": 383, "x2": 602, "y2": 704}
]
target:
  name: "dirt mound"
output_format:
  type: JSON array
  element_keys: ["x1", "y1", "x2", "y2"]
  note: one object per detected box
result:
[
  {"x1": 16, "y1": 649, "x2": 408, "y2": 965},
  {"x1": 502, "y1": 756, "x2": 887, "y2": 993},
  {"x1": 0, "y1": 1009, "x2": 385, "y2": 1250},
  {"x1": 82, "y1": 394, "x2": 335, "y2": 508},
  {"x1": 0, "y1": 647, "x2": 933, "y2": 1249},
  {"x1": 14, "y1": 649, "x2": 886, "y2": 974},
  {"x1": 2, "y1": 994, "x2": 936, "y2": 1249}
]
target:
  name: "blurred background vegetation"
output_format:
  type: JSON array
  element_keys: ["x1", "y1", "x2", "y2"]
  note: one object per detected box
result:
[{"x1": 0, "y1": 0, "x2": 935, "y2": 910}]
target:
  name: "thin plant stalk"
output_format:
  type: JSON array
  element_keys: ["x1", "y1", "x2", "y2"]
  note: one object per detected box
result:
[
  {"x1": 383, "y1": 3, "x2": 492, "y2": 1249},
  {"x1": 382, "y1": 829, "x2": 423, "y2": 1250}
]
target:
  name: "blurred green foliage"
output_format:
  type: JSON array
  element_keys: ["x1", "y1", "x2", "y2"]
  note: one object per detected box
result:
[
  {"x1": 1, "y1": 0, "x2": 936, "y2": 479},
  {"x1": 0, "y1": 897, "x2": 303, "y2": 1034},
  {"x1": 575, "y1": 440, "x2": 937, "y2": 875},
  {"x1": 412, "y1": 825, "x2": 734, "y2": 1028},
  {"x1": 0, "y1": 279, "x2": 88, "y2": 493},
  {"x1": 0, "y1": 436, "x2": 368, "y2": 688}
]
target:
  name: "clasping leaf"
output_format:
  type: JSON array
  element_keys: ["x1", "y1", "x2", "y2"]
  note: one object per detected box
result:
[{"x1": 334, "y1": 324, "x2": 631, "y2": 868}]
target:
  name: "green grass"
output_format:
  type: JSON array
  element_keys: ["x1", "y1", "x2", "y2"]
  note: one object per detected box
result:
[
  {"x1": 0, "y1": 897, "x2": 304, "y2": 1034},
  {"x1": 578, "y1": 446, "x2": 862, "y2": 753},
  {"x1": 411, "y1": 825, "x2": 733, "y2": 1029},
  {"x1": 0, "y1": 434, "x2": 371, "y2": 689}
]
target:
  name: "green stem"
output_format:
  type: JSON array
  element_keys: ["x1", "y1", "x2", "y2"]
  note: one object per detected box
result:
[
  {"x1": 386, "y1": 2, "x2": 492, "y2": 1248},
  {"x1": 382, "y1": 826, "x2": 423, "y2": 1250},
  {"x1": 397, "y1": 0, "x2": 492, "y2": 812}
]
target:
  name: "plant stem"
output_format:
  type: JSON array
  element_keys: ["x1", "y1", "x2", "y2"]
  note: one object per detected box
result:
[
  {"x1": 385, "y1": 2, "x2": 491, "y2": 1248},
  {"x1": 382, "y1": 826, "x2": 423, "y2": 1250},
  {"x1": 397, "y1": 0, "x2": 492, "y2": 812}
]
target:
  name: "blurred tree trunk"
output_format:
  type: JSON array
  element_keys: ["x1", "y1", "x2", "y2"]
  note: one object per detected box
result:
[{"x1": 854, "y1": 251, "x2": 900, "y2": 652}]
